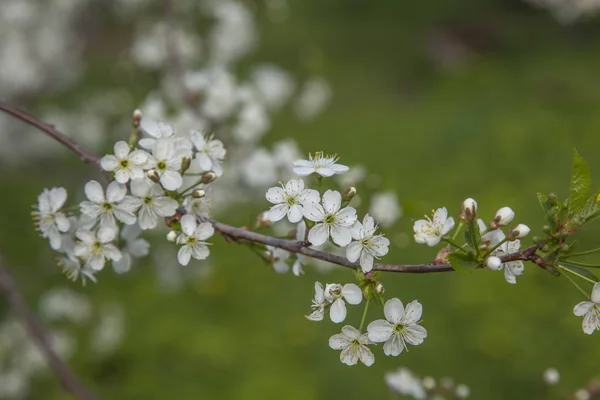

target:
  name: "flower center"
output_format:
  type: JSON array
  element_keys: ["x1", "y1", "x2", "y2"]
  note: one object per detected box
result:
[
  {"x1": 186, "y1": 237, "x2": 197, "y2": 245},
  {"x1": 285, "y1": 196, "x2": 296, "y2": 206},
  {"x1": 143, "y1": 197, "x2": 152, "y2": 205},
  {"x1": 120, "y1": 159, "x2": 129, "y2": 168},
  {"x1": 157, "y1": 160, "x2": 167, "y2": 171},
  {"x1": 324, "y1": 214, "x2": 336, "y2": 225},
  {"x1": 103, "y1": 203, "x2": 113, "y2": 211}
]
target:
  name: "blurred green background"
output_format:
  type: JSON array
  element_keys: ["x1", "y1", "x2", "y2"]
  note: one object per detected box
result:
[{"x1": 2, "y1": 0, "x2": 600, "y2": 399}]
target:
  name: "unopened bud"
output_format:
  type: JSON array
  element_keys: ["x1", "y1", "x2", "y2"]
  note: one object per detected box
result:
[
  {"x1": 132, "y1": 109, "x2": 143, "y2": 128},
  {"x1": 375, "y1": 281, "x2": 385, "y2": 295},
  {"x1": 147, "y1": 169, "x2": 160, "y2": 183},
  {"x1": 494, "y1": 207, "x2": 515, "y2": 226},
  {"x1": 191, "y1": 189, "x2": 206, "y2": 198},
  {"x1": 542, "y1": 225, "x2": 551, "y2": 234},
  {"x1": 256, "y1": 211, "x2": 272, "y2": 228},
  {"x1": 422, "y1": 377, "x2": 436, "y2": 391},
  {"x1": 543, "y1": 368, "x2": 560, "y2": 386},
  {"x1": 461, "y1": 198, "x2": 478, "y2": 222},
  {"x1": 201, "y1": 171, "x2": 217, "y2": 184},
  {"x1": 547, "y1": 193, "x2": 558, "y2": 205},
  {"x1": 180, "y1": 157, "x2": 191, "y2": 173},
  {"x1": 485, "y1": 256, "x2": 502, "y2": 271},
  {"x1": 342, "y1": 187, "x2": 357, "y2": 202},
  {"x1": 166, "y1": 231, "x2": 178, "y2": 242},
  {"x1": 510, "y1": 224, "x2": 530, "y2": 239}
]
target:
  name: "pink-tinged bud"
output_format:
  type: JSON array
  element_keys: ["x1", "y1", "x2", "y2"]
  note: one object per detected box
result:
[
  {"x1": 461, "y1": 198, "x2": 477, "y2": 221},
  {"x1": 166, "y1": 231, "x2": 177, "y2": 242},
  {"x1": 494, "y1": 207, "x2": 515, "y2": 226},
  {"x1": 511, "y1": 224, "x2": 530, "y2": 239},
  {"x1": 485, "y1": 256, "x2": 502, "y2": 271}
]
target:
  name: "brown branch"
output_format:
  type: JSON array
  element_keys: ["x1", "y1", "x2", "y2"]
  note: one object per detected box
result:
[
  {"x1": 0, "y1": 103, "x2": 101, "y2": 166},
  {"x1": 0, "y1": 103, "x2": 546, "y2": 274},
  {"x1": 0, "y1": 254, "x2": 97, "y2": 400}
]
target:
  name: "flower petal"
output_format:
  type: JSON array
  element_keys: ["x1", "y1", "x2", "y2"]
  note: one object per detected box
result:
[
  {"x1": 367, "y1": 319, "x2": 394, "y2": 343},
  {"x1": 308, "y1": 223, "x2": 329, "y2": 246},
  {"x1": 342, "y1": 284, "x2": 362, "y2": 305},
  {"x1": 330, "y1": 298, "x2": 347, "y2": 323},
  {"x1": 84, "y1": 180, "x2": 105, "y2": 203},
  {"x1": 384, "y1": 298, "x2": 405, "y2": 324},
  {"x1": 180, "y1": 214, "x2": 197, "y2": 236}
]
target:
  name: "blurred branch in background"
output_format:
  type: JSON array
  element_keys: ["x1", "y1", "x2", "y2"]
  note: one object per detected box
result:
[{"x1": 0, "y1": 255, "x2": 97, "y2": 400}]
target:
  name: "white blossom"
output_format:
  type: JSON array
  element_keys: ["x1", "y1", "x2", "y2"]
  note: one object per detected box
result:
[
  {"x1": 413, "y1": 207, "x2": 455, "y2": 247},
  {"x1": 73, "y1": 227, "x2": 122, "y2": 271},
  {"x1": 184, "y1": 195, "x2": 211, "y2": 220},
  {"x1": 138, "y1": 118, "x2": 175, "y2": 150},
  {"x1": 456, "y1": 384, "x2": 471, "y2": 399},
  {"x1": 79, "y1": 180, "x2": 137, "y2": 230},
  {"x1": 112, "y1": 224, "x2": 150, "y2": 274},
  {"x1": 266, "y1": 246, "x2": 290, "y2": 273},
  {"x1": 368, "y1": 191, "x2": 402, "y2": 228},
  {"x1": 303, "y1": 190, "x2": 357, "y2": 246},
  {"x1": 190, "y1": 130, "x2": 226, "y2": 176},
  {"x1": 511, "y1": 224, "x2": 531, "y2": 239},
  {"x1": 306, "y1": 281, "x2": 327, "y2": 321},
  {"x1": 293, "y1": 152, "x2": 348, "y2": 177},
  {"x1": 145, "y1": 138, "x2": 188, "y2": 190},
  {"x1": 265, "y1": 178, "x2": 319, "y2": 223},
  {"x1": 100, "y1": 141, "x2": 148, "y2": 184},
  {"x1": 33, "y1": 187, "x2": 70, "y2": 250},
  {"x1": 58, "y1": 253, "x2": 98, "y2": 285},
  {"x1": 329, "y1": 325, "x2": 374, "y2": 367},
  {"x1": 385, "y1": 368, "x2": 427, "y2": 399},
  {"x1": 573, "y1": 282, "x2": 600, "y2": 335},
  {"x1": 324, "y1": 283, "x2": 362, "y2": 323},
  {"x1": 176, "y1": 215, "x2": 214, "y2": 266},
  {"x1": 543, "y1": 368, "x2": 560, "y2": 385},
  {"x1": 367, "y1": 298, "x2": 427, "y2": 356},
  {"x1": 494, "y1": 207, "x2": 515, "y2": 226},
  {"x1": 346, "y1": 214, "x2": 390, "y2": 273},
  {"x1": 123, "y1": 178, "x2": 178, "y2": 230},
  {"x1": 491, "y1": 239, "x2": 525, "y2": 284}
]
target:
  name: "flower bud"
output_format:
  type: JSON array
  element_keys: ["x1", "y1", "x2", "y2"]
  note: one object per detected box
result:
[
  {"x1": 494, "y1": 207, "x2": 515, "y2": 226},
  {"x1": 166, "y1": 231, "x2": 177, "y2": 242},
  {"x1": 455, "y1": 384, "x2": 470, "y2": 399},
  {"x1": 461, "y1": 198, "x2": 477, "y2": 222},
  {"x1": 543, "y1": 368, "x2": 560, "y2": 386},
  {"x1": 485, "y1": 256, "x2": 502, "y2": 271},
  {"x1": 256, "y1": 211, "x2": 272, "y2": 228},
  {"x1": 191, "y1": 189, "x2": 206, "y2": 198},
  {"x1": 201, "y1": 171, "x2": 217, "y2": 184},
  {"x1": 180, "y1": 157, "x2": 191, "y2": 173},
  {"x1": 132, "y1": 109, "x2": 143, "y2": 128},
  {"x1": 375, "y1": 281, "x2": 385, "y2": 295},
  {"x1": 422, "y1": 377, "x2": 436, "y2": 391},
  {"x1": 511, "y1": 224, "x2": 530, "y2": 239},
  {"x1": 342, "y1": 187, "x2": 357, "y2": 202},
  {"x1": 147, "y1": 169, "x2": 160, "y2": 183}
]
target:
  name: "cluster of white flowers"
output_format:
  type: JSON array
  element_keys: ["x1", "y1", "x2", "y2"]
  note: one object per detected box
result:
[
  {"x1": 413, "y1": 200, "x2": 531, "y2": 284},
  {"x1": 385, "y1": 367, "x2": 471, "y2": 399},
  {"x1": 32, "y1": 118, "x2": 223, "y2": 282}
]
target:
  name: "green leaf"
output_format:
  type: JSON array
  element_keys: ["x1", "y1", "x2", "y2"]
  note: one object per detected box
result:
[
  {"x1": 448, "y1": 252, "x2": 478, "y2": 273},
  {"x1": 567, "y1": 193, "x2": 600, "y2": 230},
  {"x1": 568, "y1": 150, "x2": 591, "y2": 215},
  {"x1": 463, "y1": 219, "x2": 480, "y2": 251},
  {"x1": 561, "y1": 263, "x2": 600, "y2": 282},
  {"x1": 537, "y1": 192, "x2": 550, "y2": 213}
]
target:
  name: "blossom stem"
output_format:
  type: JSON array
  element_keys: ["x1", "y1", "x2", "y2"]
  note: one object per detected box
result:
[
  {"x1": 451, "y1": 221, "x2": 464, "y2": 241},
  {"x1": 557, "y1": 264, "x2": 597, "y2": 285},
  {"x1": 179, "y1": 179, "x2": 203, "y2": 196},
  {"x1": 559, "y1": 265, "x2": 590, "y2": 298},
  {"x1": 442, "y1": 237, "x2": 468, "y2": 253},
  {"x1": 358, "y1": 297, "x2": 371, "y2": 332}
]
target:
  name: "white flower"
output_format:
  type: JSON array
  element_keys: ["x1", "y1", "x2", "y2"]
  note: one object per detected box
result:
[
  {"x1": 73, "y1": 227, "x2": 122, "y2": 271},
  {"x1": 190, "y1": 131, "x2": 226, "y2": 177},
  {"x1": 293, "y1": 152, "x2": 349, "y2": 177},
  {"x1": 265, "y1": 178, "x2": 319, "y2": 223},
  {"x1": 138, "y1": 119, "x2": 175, "y2": 150},
  {"x1": 456, "y1": 384, "x2": 471, "y2": 399},
  {"x1": 306, "y1": 282, "x2": 327, "y2": 321},
  {"x1": 511, "y1": 224, "x2": 531, "y2": 239},
  {"x1": 324, "y1": 283, "x2": 362, "y2": 323},
  {"x1": 494, "y1": 207, "x2": 515, "y2": 226},
  {"x1": 346, "y1": 214, "x2": 390, "y2": 273},
  {"x1": 145, "y1": 138, "x2": 188, "y2": 190},
  {"x1": 481, "y1": 228, "x2": 505, "y2": 249},
  {"x1": 184, "y1": 195, "x2": 211, "y2": 219},
  {"x1": 385, "y1": 368, "x2": 427, "y2": 399},
  {"x1": 292, "y1": 221, "x2": 307, "y2": 276},
  {"x1": 367, "y1": 298, "x2": 427, "y2": 356},
  {"x1": 266, "y1": 246, "x2": 290, "y2": 273},
  {"x1": 543, "y1": 368, "x2": 560, "y2": 385},
  {"x1": 413, "y1": 207, "x2": 455, "y2": 247},
  {"x1": 573, "y1": 282, "x2": 600, "y2": 335},
  {"x1": 33, "y1": 187, "x2": 70, "y2": 250},
  {"x1": 491, "y1": 239, "x2": 524, "y2": 284},
  {"x1": 176, "y1": 215, "x2": 214, "y2": 266},
  {"x1": 58, "y1": 253, "x2": 97, "y2": 285},
  {"x1": 79, "y1": 181, "x2": 137, "y2": 230},
  {"x1": 123, "y1": 179, "x2": 178, "y2": 230},
  {"x1": 329, "y1": 325, "x2": 374, "y2": 366},
  {"x1": 100, "y1": 141, "x2": 148, "y2": 184},
  {"x1": 368, "y1": 191, "x2": 403, "y2": 228},
  {"x1": 303, "y1": 190, "x2": 357, "y2": 246},
  {"x1": 112, "y1": 224, "x2": 150, "y2": 274}
]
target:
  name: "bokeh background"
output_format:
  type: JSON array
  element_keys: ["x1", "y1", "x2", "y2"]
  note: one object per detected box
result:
[{"x1": 1, "y1": 0, "x2": 600, "y2": 399}]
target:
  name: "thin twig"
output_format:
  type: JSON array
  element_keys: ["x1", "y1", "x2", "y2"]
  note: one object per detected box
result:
[{"x1": 0, "y1": 254, "x2": 97, "y2": 400}]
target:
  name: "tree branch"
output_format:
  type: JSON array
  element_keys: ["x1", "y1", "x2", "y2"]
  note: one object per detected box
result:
[{"x1": 0, "y1": 254, "x2": 97, "y2": 400}]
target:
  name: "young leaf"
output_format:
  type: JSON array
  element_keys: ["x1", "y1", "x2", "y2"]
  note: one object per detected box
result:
[
  {"x1": 561, "y1": 263, "x2": 600, "y2": 282},
  {"x1": 537, "y1": 192, "x2": 550, "y2": 213},
  {"x1": 568, "y1": 150, "x2": 591, "y2": 215},
  {"x1": 449, "y1": 252, "x2": 478, "y2": 273}
]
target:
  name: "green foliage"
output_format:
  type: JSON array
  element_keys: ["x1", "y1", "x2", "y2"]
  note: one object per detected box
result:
[
  {"x1": 560, "y1": 263, "x2": 600, "y2": 283},
  {"x1": 568, "y1": 150, "x2": 591, "y2": 216},
  {"x1": 448, "y1": 252, "x2": 478, "y2": 273}
]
